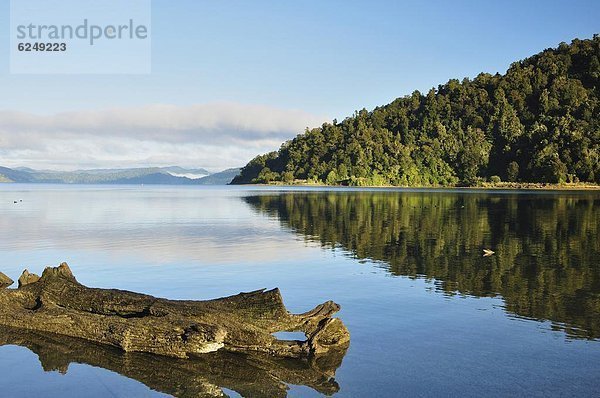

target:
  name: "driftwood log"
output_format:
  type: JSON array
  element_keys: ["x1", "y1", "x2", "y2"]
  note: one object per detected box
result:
[
  {"x1": 0, "y1": 326, "x2": 346, "y2": 397},
  {"x1": 0, "y1": 263, "x2": 349, "y2": 360}
]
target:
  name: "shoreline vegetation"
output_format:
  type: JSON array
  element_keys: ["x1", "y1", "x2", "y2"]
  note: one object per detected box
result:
[
  {"x1": 232, "y1": 37, "x2": 600, "y2": 188},
  {"x1": 246, "y1": 181, "x2": 600, "y2": 190}
]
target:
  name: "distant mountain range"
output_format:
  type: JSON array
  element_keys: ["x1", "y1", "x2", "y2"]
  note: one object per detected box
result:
[{"x1": 0, "y1": 166, "x2": 241, "y2": 185}]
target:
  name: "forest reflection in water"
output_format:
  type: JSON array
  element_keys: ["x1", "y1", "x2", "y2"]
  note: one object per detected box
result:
[{"x1": 244, "y1": 190, "x2": 600, "y2": 340}]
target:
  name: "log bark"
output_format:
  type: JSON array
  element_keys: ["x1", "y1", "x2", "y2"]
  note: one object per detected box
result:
[
  {"x1": 0, "y1": 263, "x2": 349, "y2": 360},
  {"x1": 0, "y1": 272, "x2": 12, "y2": 287}
]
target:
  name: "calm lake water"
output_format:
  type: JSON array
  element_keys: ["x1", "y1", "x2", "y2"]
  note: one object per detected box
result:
[{"x1": 0, "y1": 185, "x2": 599, "y2": 397}]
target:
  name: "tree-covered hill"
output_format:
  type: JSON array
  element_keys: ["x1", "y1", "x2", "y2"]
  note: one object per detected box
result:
[{"x1": 232, "y1": 36, "x2": 600, "y2": 186}]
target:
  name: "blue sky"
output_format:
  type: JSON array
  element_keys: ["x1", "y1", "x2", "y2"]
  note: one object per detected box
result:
[{"x1": 0, "y1": 0, "x2": 598, "y2": 170}]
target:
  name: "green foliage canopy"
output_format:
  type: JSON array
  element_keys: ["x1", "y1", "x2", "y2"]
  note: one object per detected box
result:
[{"x1": 233, "y1": 37, "x2": 600, "y2": 186}]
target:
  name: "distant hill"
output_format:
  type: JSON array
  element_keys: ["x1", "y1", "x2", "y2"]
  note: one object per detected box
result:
[
  {"x1": 160, "y1": 166, "x2": 210, "y2": 179},
  {"x1": 0, "y1": 166, "x2": 36, "y2": 183},
  {"x1": 0, "y1": 166, "x2": 239, "y2": 185},
  {"x1": 13, "y1": 167, "x2": 38, "y2": 173},
  {"x1": 232, "y1": 36, "x2": 600, "y2": 186},
  {"x1": 197, "y1": 168, "x2": 241, "y2": 185},
  {"x1": 108, "y1": 172, "x2": 202, "y2": 185}
]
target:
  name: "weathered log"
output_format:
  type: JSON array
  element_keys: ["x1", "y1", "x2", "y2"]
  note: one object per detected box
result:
[
  {"x1": 0, "y1": 326, "x2": 347, "y2": 397},
  {"x1": 0, "y1": 263, "x2": 349, "y2": 360},
  {"x1": 0, "y1": 272, "x2": 12, "y2": 287}
]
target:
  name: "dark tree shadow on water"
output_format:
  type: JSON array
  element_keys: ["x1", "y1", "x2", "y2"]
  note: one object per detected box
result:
[{"x1": 244, "y1": 191, "x2": 600, "y2": 340}]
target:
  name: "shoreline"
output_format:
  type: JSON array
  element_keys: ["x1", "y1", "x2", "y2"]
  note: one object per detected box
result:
[
  {"x1": 247, "y1": 181, "x2": 600, "y2": 191},
  {"x1": 2, "y1": 181, "x2": 600, "y2": 191}
]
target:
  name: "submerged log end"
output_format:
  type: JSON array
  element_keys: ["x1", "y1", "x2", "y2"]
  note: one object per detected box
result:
[
  {"x1": 266, "y1": 300, "x2": 350, "y2": 358},
  {"x1": 308, "y1": 318, "x2": 350, "y2": 355}
]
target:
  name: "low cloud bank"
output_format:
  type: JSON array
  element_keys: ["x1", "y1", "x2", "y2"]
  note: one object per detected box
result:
[{"x1": 0, "y1": 102, "x2": 327, "y2": 170}]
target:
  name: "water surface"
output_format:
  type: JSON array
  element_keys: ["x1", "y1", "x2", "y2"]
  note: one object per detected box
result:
[{"x1": 0, "y1": 185, "x2": 599, "y2": 397}]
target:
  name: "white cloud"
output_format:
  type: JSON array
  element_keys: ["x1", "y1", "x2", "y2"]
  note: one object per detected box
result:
[{"x1": 0, "y1": 102, "x2": 328, "y2": 170}]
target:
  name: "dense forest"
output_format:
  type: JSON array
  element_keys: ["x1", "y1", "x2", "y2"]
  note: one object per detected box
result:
[
  {"x1": 245, "y1": 192, "x2": 600, "y2": 339},
  {"x1": 233, "y1": 36, "x2": 600, "y2": 186}
]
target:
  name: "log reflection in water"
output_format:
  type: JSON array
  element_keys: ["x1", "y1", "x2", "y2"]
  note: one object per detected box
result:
[{"x1": 0, "y1": 327, "x2": 347, "y2": 398}]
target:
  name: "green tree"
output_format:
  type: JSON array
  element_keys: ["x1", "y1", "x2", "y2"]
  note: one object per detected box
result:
[
  {"x1": 282, "y1": 171, "x2": 294, "y2": 184},
  {"x1": 326, "y1": 170, "x2": 339, "y2": 185},
  {"x1": 233, "y1": 37, "x2": 600, "y2": 187},
  {"x1": 507, "y1": 161, "x2": 520, "y2": 182}
]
